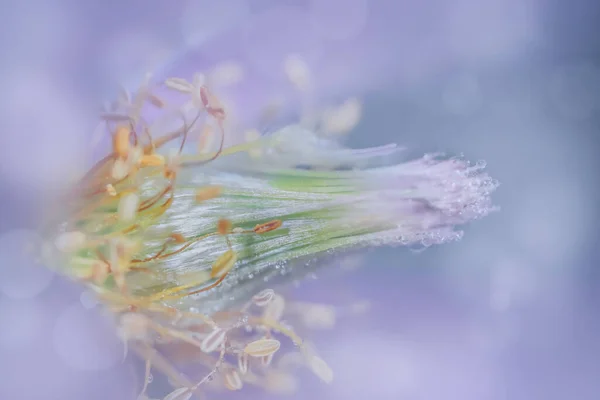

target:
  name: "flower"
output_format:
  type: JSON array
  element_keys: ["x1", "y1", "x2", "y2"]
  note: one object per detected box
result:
[{"x1": 38, "y1": 70, "x2": 497, "y2": 399}]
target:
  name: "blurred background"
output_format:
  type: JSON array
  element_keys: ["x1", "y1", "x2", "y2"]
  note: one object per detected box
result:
[{"x1": 1, "y1": 0, "x2": 599, "y2": 399}]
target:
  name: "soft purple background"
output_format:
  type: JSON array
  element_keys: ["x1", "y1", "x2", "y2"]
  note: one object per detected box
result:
[{"x1": 1, "y1": 1, "x2": 600, "y2": 399}]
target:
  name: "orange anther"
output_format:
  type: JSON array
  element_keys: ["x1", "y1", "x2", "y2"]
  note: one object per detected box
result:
[
  {"x1": 113, "y1": 126, "x2": 130, "y2": 158},
  {"x1": 253, "y1": 220, "x2": 283, "y2": 234},
  {"x1": 217, "y1": 219, "x2": 232, "y2": 235}
]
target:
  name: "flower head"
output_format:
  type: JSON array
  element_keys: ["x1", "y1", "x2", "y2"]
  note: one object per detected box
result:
[{"x1": 38, "y1": 71, "x2": 497, "y2": 398}]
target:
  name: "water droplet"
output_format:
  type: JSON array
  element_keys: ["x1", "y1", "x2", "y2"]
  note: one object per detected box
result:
[{"x1": 147, "y1": 373, "x2": 154, "y2": 383}]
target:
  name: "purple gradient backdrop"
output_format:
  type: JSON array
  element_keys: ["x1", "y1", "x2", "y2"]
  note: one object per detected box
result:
[{"x1": 1, "y1": 1, "x2": 600, "y2": 399}]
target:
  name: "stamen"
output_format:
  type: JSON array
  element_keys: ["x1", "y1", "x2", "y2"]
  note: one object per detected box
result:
[
  {"x1": 244, "y1": 338, "x2": 281, "y2": 357},
  {"x1": 169, "y1": 233, "x2": 186, "y2": 244},
  {"x1": 139, "y1": 154, "x2": 165, "y2": 167},
  {"x1": 113, "y1": 126, "x2": 131, "y2": 158},
  {"x1": 195, "y1": 186, "x2": 222, "y2": 202},
  {"x1": 210, "y1": 250, "x2": 237, "y2": 279},
  {"x1": 253, "y1": 220, "x2": 283, "y2": 234},
  {"x1": 224, "y1": 369, "x2": 243, "y2": 391},
  {"x1": 217, "y1": 219, "x2": 232, "y2": 235}
]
